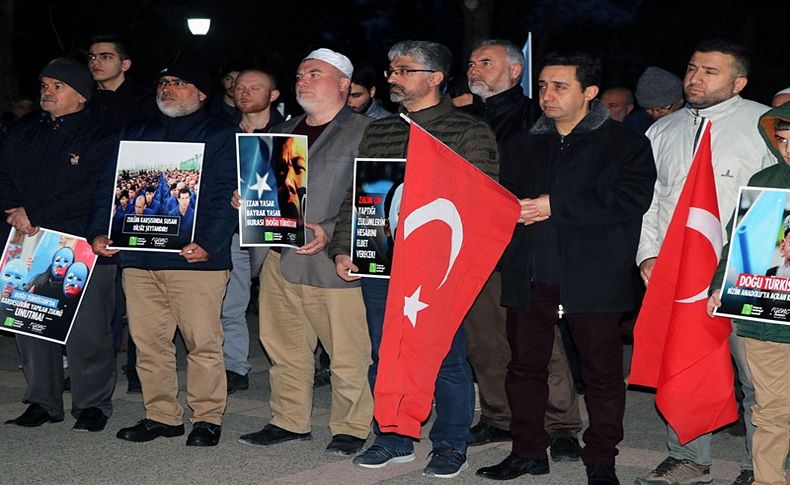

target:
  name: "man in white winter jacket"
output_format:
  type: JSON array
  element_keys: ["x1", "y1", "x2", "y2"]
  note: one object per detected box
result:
[{"x1": 635, "y1": 39, "x2": 775, "y2": 485}]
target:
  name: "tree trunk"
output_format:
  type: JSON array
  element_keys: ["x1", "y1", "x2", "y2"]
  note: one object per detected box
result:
[{"x1": 461, "y1": 0, "x2": 494, "y2": 61}]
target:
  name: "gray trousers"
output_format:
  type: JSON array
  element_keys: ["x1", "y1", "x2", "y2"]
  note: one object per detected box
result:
[
  {"x1": 16, "y1": 264, "x2": 117, "y2": 419},
  {"x1": 220, "y1": 233, "x2": 252, "y2": 376},
  {"x1": 666, "y1": 328, "x2": 755, "y2": 470}
]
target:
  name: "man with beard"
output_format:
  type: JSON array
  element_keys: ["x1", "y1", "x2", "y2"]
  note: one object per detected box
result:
[
  {"x1": 221, "y1": 68, "x2": 284, "y2": 395},
  {"x1": 636, "y1": 39, "x2": 775, "y2": 485},
  {"x1": 1, "y1": 58, "x2": 118, "y2": 433},
  {"x1": 346, "y1": 64, "x2": 392, "y2": 119},
  {"x1": 90, "y1": 57, "x2": 237, "y2": 447},
  {"x1": 329, "y1": 40, "x2": 498, "y2": 478},
  {"x1": 236, "y1": 48, "x2": 374, "y2": 459}
]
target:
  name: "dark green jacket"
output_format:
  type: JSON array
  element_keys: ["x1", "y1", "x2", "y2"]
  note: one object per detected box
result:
[
  {"x1": 327, "y1": 96, "x2": 498, "y2": 259},
  {"x1": 712, "y1": 101, "x2": 790, "y2": 343}
]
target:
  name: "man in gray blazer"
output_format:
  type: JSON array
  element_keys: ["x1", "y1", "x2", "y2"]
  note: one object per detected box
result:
[{"x1": 237, "y1": 49, "x2": 373, "y2": 458}]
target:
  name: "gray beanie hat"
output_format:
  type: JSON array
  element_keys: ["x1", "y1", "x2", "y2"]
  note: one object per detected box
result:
[
  {"x1": 39, "y1": 58, "x2": 94, "y2": 102},
  {"x1": 635, "y1": 67, "x2": 683, "y2": 108}
]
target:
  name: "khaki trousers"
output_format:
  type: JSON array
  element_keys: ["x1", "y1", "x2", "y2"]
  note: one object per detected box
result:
[
  {"x1": 259, "y1": 251, "x2": 372, "y2": 438},
  {"x1": 123, "y1": 268, "x2": 229, "y2": 426},
  {"x1": 744, "y1": 338, "x2": 790, "y2": 485}
]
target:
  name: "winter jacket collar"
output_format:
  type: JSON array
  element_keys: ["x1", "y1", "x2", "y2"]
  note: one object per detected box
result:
[
  {"x1": 403, "y1": 96, "x2": 454, "y2": 126},
  {"x1": 530, "y1": 99, "x2": 610, "y2": 135}
]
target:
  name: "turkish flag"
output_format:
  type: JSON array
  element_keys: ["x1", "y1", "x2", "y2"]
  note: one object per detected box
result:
[
  {"x1": 373, "y1": 122, "x2": 520, "y2": 438},
  {"x1": 630, "y1": 120, "x2": 738, "y2": 444}
]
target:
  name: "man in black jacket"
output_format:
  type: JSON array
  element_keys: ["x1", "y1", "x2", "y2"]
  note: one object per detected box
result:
[
  {"x1": 465, "y1": 39, "x2": 583, "y2": 460},
  {"x1": 1, "y1": 58, "x2": 118, "y2": 433},
  {"x1": 90, "y1": 58, "x2": 237, "y2": 447},
  {"x1": 476, "y1": 52, "x2": 656, "y2": 484}
]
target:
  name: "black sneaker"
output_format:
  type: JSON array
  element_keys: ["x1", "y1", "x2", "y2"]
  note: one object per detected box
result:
[
  {"x1": 325, "y1": 434, "x2": 366, "y2": 457},
  {"x1": 732, "y1": 469, "x2": 754, "y2": 485},
  {"x1": 468, "y1": 421, "x2": 511, "y2": 446},
  {"x1": 550, "y1": 436, "x2": 582, "y2": 462},
  {"x1": 352, "y1": 444, "x2": 415, "y2": 468},
  {"x1": 586, "y1": 463, "x2": 619, "y2": 485},
  {"x1": 423, "y1": 446, "x2": 469, "y2": 478},
  {"x1": 226, "y1": 370, "x2": 249, "y2": 395}
]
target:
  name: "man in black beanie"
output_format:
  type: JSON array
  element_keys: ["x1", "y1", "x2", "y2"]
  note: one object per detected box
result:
[
  {"x1": 1, "y1": 57, "x2": 118, "y2": 433},
  {"x1": 89, "y1": 56, "x2": 237, "y2": 447}
]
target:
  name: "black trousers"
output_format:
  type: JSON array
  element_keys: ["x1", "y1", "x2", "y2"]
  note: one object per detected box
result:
[
  {"x1": 506, "y1": 283, "x2": 625, "y2": 465},
  {"x1": 17, "y1": 265, "x2": 117, "y2": 419}
]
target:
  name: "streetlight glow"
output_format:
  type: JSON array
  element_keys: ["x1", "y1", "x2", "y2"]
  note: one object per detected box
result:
[{"x1": 187, "y1": 18, "x2": 211, "y2": 35}]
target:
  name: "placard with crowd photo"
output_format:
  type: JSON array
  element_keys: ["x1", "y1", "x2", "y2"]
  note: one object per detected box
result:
[
  {"x1": 716, "y1": 187, "x2": 790, "y2": 325},
  {"x1": 236, "y1": 133, "x2": 308, "y2": 248},
  {"x1": 349, "y1": 158, "x2": 406, "y2": 278},
  {"x1": 1, "y1": 228, "x2": 97, "y2": 344},
  {"x1": 107, "y1": 141, "x2": 205, "y2": 252}
]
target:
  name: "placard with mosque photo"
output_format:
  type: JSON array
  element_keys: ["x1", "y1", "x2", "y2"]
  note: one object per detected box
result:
[
  {"x1": 107, "y1": 141, "x2": 205, "y2": 252},
  {"x1": 0, "y1": 228, "x2": 97, "y2": 344},
  {"x1": 349, "y1": 158, "x2": 406, "y2": 278},
  {"x1": 716, "y1": 187, "x2": 790, "y2": 325},
  {"x1": 236, "y1": 133, "x2": 308, "y2": 248}
]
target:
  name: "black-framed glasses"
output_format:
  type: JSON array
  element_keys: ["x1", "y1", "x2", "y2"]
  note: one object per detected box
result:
[
  {"x1": 384, "y1": 68, "x2": 437, "y2": 79},
  {"x1": 157, "y1": 79, "x2": 191, "y2": 89}
]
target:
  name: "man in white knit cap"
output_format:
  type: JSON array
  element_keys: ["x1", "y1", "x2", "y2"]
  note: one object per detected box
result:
[{"x1": 237, "y1": 48, "x2": 374, "y2": 458}]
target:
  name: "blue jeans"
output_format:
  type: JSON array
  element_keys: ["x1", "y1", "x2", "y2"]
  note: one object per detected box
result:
[
  {"x1": 361, "y1": 278, "x2": 475, "y2": 454},
  {"x1": 220, "y1": 233, "x2": 252, "y2": 376},
  {"x1": 666, "y1": 327, "x2": 755, "y2": 470}
]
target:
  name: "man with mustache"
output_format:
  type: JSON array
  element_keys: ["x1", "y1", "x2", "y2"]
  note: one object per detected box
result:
[
  {"x1": 636, "y1": 39, "x2": 776, "y2": 485},
  {"x1": 237, "y1": 48, "x2": 374, "y2": 459},
  {"x1": 329, "y1": 40, "x2": 498, "y2": 478},
  {"x1": 0, "y1": 58, "x2": 118, "y2": 433},
  {"x1": 90, "y1": 57, "x2": 237, "y2": 447}
]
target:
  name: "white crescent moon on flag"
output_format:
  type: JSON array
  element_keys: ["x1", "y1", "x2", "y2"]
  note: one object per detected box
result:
[
  {"x1": 675, "y1": 207, "x2": 722, "y2": 304},
  {"x1": 403, "y1": 198, "x2": 463, "y2": 287}
]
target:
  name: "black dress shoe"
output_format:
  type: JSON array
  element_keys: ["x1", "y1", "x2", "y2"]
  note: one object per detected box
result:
[
  {"x1": 226, "y1": 370, "x2": 249, "y2": 395},
  {"x1": 116, "y1": 419, "x2": 184, "y2": 442},
  {"x1": 238, "y1": 423, "x2": 312, "y2": 447},
  {"x1": 550, "y1": 436, "x2": 582, "y2": 461},
  {"x1": 468, "y1": 422, "x2": 511, "y2": 446},
  {"x1": 325, "y1": 434, "x2": 366, "y2": 457},
  {"x1": 586, "y1": 463, "x2": 619, "y2": 485},
  {"x1": 476, "y1": 454, "x2": 549, "y2": 480},
  {"x1": 73, "y1": 407, "x2": 108, "y2": 432},
  {"x1": 186, "y1": 421, "x2": 221, "y2": 446},
  {"x1": 5, "y1": 404, "x2": 63, "y2": 427}
]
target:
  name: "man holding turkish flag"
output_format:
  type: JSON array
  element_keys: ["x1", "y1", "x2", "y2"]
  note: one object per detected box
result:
[
  {"x1": 373, "y1": 122, "x2": 520, "y2": 437},
  {"x1": 328, "y1": 41, "x2": 503, "y2": 478},
  {"x1": 630, "y1": 120, "x2": 739, "y2": 445}
]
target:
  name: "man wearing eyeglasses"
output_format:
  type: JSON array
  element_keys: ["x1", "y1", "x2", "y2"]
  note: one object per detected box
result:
[
  {"x1": 328, "y1": 40, "x2": 498, "y2": 479},
  {"x1": 90, "y1": 58, "x2": 238, "y2": 447},
  {"x1": 87, "y1": 35, "x2": 156, "y2": 133}
]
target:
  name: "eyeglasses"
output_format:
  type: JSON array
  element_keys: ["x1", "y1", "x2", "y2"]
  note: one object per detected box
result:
[
  {"x1": 87, "y1": 53, "x2": 119, "y2": 62},
  {"x1": 157, "y1": 79, "x2": 191, "y2": 89},
  {"x1": 384, "y1": 68, "x2": 437, "y2": 79}
]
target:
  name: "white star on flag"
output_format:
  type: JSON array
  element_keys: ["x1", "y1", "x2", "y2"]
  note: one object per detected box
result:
[
  {"x1": 403, "y1": 286, "x2": 429, "y2": 327},
  {"x1": 248, "y1": 172, "x2": 272, "y2": 199}
]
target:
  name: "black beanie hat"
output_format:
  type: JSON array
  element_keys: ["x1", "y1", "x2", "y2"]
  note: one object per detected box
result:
[
  {"x1": 159, "y1": 58, "x2": 212, "y2": 96},
  {"x1": 39, "y1": 58, "x2": 94, "y2": 102}
]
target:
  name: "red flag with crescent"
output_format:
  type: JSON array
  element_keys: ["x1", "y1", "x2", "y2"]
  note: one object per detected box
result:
[
  {"x1": 372, "y1": 122, "x2": 520, "y2": 438},
  {"x1": 630, "y1": 120, "x2": 738, "y2": 443}
]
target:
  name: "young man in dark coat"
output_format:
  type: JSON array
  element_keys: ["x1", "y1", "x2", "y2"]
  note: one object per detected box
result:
[{"x1": 476, "y1": 52, "x2": 656, "y2": 485}]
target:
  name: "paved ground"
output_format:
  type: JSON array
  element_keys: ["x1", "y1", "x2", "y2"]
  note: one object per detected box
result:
[{"x1": 0, "y1": 309, "x2": 773, "y2": 485}]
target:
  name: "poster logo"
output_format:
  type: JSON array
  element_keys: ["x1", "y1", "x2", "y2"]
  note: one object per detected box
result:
[
  {"x1": 264, "y1": 232, "x2": 273, "y2": 242},
  {"x1": 4, "y1": 317, "x2": 13, "y2": 327},
  {"x1": 129, "y1": 236, "x2": 138, "y2": 246},
  {"x1": 740, "y1": 304, "x2": 753, "y2": 315}
]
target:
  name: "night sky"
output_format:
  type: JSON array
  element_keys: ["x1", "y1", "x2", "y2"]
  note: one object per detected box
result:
[{"x1": 7, "y1": 0, "x2": 789, "y2": 109}]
